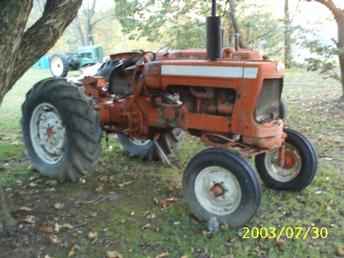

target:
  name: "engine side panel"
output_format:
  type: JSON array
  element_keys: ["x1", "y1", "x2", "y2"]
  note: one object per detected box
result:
[{"x1": 84, "y1": 54, "x2": 285, "y2": 152}]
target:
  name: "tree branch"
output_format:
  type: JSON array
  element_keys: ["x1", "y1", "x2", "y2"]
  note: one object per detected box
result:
[
  {"x1": 73, "y1": 16, "x2": 87, "y2": 46},
  {"x1": 308, "y1": 0, "x2": 341, "y2": 18},
  {"x1": 0, "y1": 1, "x2": 33, "y2": 99},
  {"x1": 91, "y1": 14, "x2": 116, "y2": 27},
  {"x1": 9, "y1": 0, "x2": 82, "y2": 87},
  {"x1": 227, "y1": 0, "x2": 247, "y2": 48}
]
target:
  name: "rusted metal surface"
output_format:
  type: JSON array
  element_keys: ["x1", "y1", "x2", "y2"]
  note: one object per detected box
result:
[{"x1": 82, "y1": 48, "x2": 286, "y2": 156}]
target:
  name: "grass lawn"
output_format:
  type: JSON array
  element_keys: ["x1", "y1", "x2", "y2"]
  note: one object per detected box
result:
[{"x1": 0, "y1": 68, "x2": 343, "y2": 258}]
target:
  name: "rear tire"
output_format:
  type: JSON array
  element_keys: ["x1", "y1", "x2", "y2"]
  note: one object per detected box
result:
[
  {"x1": 118, "y1": 129, "x2": 182, "y2": 161},
  {"x1": 21, "y1": 78, "x2": 102, "y2": 182},
  {"x1": 183, "y1": 148, "x2": 261, "y2": 228},
  {"x1": 117, "y1": 134, "x2": 155, "y2": 159}
]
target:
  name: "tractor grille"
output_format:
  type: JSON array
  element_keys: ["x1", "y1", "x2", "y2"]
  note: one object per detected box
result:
[{"x1": 255, "y1": 79, "x2": 283, "y2": 123}]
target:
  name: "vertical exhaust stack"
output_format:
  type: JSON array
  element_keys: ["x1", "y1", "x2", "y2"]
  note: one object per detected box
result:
[{"x1": 207, "y1": 0, "x2": 222, "y2": 60}]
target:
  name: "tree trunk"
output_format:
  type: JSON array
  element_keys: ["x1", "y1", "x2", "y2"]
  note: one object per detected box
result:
[
  {"x1": 72, "y1": 0, "x2": 97, "y2": 47},
  {"x1": 84, "y1": 0, "x2": 96, "y2": 46},
  {"x1": 284, "y1": 0, "x2": 292, "y2": 68},
  {"x1": 0, "y1": 0, "x2": 82, "y2": 233},
  {"x1": 85, "y1": 19, "x2": 95, "y2": 46},
  {"x1": 0, "y1": 0, "x2": 82, "y2": 101},
  {"x1": 228, "y1": 0, "x2": 247, "y2": 49},
  {"x1": 0, "y1": 1, "x2": 33, "y2": 107},
  {"x1": 337, "y1": 16, "x2": 344, "y2": 99},
  {"x1": 310, "y1": 0, "x2": 344, "y2": 99},
  {"x1": 73, "y1": 16, "x2": 88, "y2": 47}
]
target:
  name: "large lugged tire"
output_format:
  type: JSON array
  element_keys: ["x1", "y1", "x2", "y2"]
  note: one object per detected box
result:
[
  {"x1": 183, "y1": 148, "x2": 261, "y2": 228},
  {"x1": 255, "y1": 128, "x2": 317, "y2": 191},
  {"x1": 21, "y1": 78, "x2": 102, "y2": 182},
  {"x1": 118, "y1": 129, "x2": 182, "y2": 161}
]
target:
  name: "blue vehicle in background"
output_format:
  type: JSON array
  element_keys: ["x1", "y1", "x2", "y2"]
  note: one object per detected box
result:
[
  {"x1": 49, "y1": 46, "x2": 104, "y2": 77},
  {"x1": 33, "y1": 55, "x2": 51, "y2": 70}
]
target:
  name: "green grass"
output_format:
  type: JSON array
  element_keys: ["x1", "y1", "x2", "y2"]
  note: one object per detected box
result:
[
  {"x1": 0, "y1": 69, "x2": 50, "y2": 132},
  {"x1": 0, "y1": 143, "x2": 22, "y2": 160},
  {"x1": 0, "y1": 68, "x2": 343, "y2": 258}
]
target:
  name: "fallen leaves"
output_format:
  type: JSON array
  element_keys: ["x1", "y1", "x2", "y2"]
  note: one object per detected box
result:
[
  {"x1": 275, "y1": 238, "x2": 287, "y2": 251},
  {"x1": 68, "y1": 244, "x2": 80, "y2": 257},
  {"x1": 96, "y1": 185, "x2": 104, "y2": 192},
  {"x1": 144, "y1": 211, "x2": 156, "y2": 220},
  {"x1": 55, "y1": 223, "x2": 74, "y2": 232},
  {"x1": 88, "y1": 231, "x2": 98, "y2": 241},
  {"x1": 38, "y1": 223, "x2": 54, "y2": 234},
  {"x1": 28, "y1": 182, "x2": 38, "y2": 188},
  {"x1": 156, "y1": 197, "x2": 178, "y2": 209},
  {"x1": 38, "y1": 222, "x2": 74, "y2": 234},
  {"x1": 337, "y1": 245, "x2": 344, "y2": 257},
  {"x1": 20, "y1": 215, "x2": 36, "y2": 224},
  {"x1": 142, "y1": 223, "x2": 152, "y2": 230},
  {"x1": 54, "y1": 202, "x2": 64, "y2": 210},
  {"x1": 17, "y1": 206, "x2": 32, "y2": 212},
  {"x1": 106, "y1": 250, "x2": 123, "y2": 258},
  {"x1": 118, "y1": 181, "x2": 133, "y2": 188},
  {"x1": 155, "y1": 252, "x2": 169, "y2": 258},
  {"x1": 98, "y1": 175, "x2": 115, "y2": 183},
  {"x1": 48, "y1": 234, "x2": 60, "y2": 244}
]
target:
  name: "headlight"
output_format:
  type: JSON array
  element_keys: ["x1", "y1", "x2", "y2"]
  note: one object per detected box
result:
[{"x1": 255, "y1": 79, "x2": 283, "y2": 123}]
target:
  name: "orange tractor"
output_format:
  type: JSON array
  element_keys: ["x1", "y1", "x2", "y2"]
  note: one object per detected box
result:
[{"x1": 22, "y1": 1, "x2": 317, "y2": 227}]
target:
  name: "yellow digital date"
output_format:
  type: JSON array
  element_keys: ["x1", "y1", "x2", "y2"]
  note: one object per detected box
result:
[{"x1": 241, "y1": 226, "x2": 329, "y2": 240}]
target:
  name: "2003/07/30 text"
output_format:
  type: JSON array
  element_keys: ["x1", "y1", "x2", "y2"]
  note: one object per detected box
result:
[{"x1": 241, "y1": 226, "x2": 329, "y2": 240}]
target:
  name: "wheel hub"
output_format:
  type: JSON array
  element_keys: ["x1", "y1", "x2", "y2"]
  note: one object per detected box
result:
[
  {"x1": 265, "y1": 143, "x2": 302, "y2": 183},
  {"x1": 281, "y1": 150, "x2": 297, "y2": 169},
  {"x1": 51, "y1": 56, "x2": 64, "y2": 77},
  {"x1": 30, "y1": 103, "x2": 66, "y2": 164},
  {"x1": 47, "y1": 127, "x2": 54, "y2": 139},
  {"x1": 210, "y1": 182, "x2": 226, "y2": 198},
  {"x1": 194, "y1": 166, "x2": 242, "y2": 216}
]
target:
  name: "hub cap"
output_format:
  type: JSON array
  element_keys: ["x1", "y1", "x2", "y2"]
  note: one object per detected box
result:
[
  {"x1": 51, "y1": 56, "x2": 64, "y2": 77},
  {"x1": 30, "y1": 103, "x2": 66, "y2": 164},
  {"x1": 264, "y1": 143, "x2": 302, "y2": 182},
  {"x1": 194, "y1": 166, "x2": 242, "y2": 216}
]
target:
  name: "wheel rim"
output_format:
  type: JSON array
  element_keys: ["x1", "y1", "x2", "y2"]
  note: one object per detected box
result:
[
  {"x1": 129, "y1": 138, "x2": 151, "y2": 146},
  {"x1": 194, "y1": 166, "x2": 242, "y2": 216},
  {"x1": 264, "y1": 143, "x2": 302, "y2": 183},
  {"x1": 51, "y1": 56, "x2": 64, "y2": 77},
  {"x1": 30, "y1": 103, "x2": 66, "y2": 165}
]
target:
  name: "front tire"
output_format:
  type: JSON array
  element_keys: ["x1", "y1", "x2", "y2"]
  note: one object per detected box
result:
[
  {"x1": 22, "y1": 79, "x2": 102, "y2": 182},
  {"x1": 183, "y1": 148, "x2": 261, "y2": 228},
  {"x1": 255, "y1": 128, "x2": 317, "y2": 191}
]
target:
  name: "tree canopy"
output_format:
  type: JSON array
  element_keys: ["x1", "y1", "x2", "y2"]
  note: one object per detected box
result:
[{"x1": 114, "y1": 0, "x2": 290, "y2": 60}]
